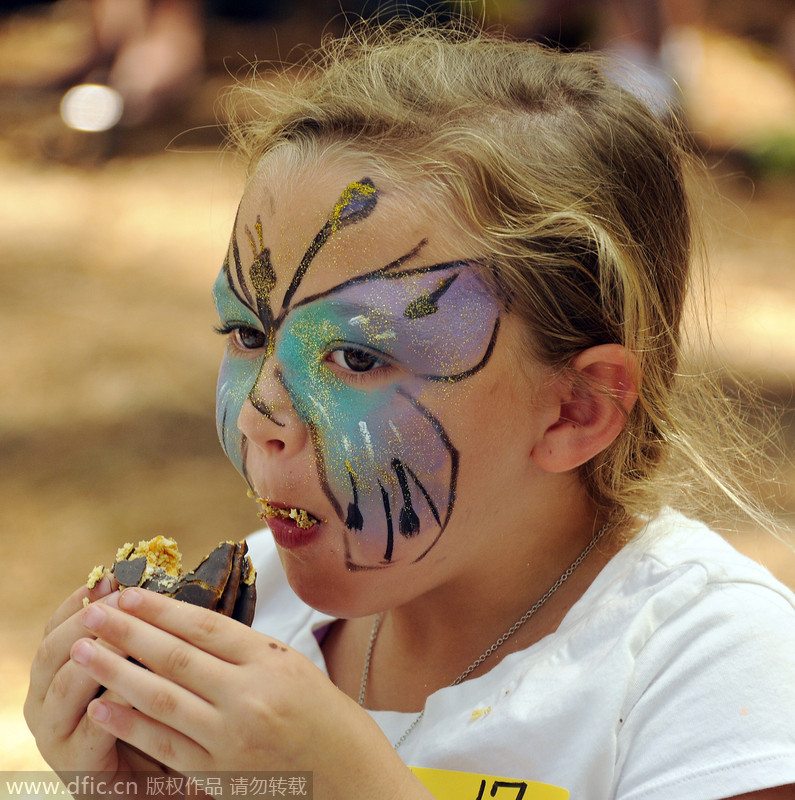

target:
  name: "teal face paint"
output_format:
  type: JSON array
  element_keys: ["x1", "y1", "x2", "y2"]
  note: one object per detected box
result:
[
  {"x1": 213, "y1": 267, "x2": 265, "y2": 478},
  {"x1": 214, "y1": 178, "x2": 500, "y2": 568}
]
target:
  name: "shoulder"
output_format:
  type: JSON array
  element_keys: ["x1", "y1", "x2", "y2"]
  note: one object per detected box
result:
[
  {"x1": 581, "y1": 509, "x2": 795, "y2": 636},
  {"x1": 566, "y1": 510, "x2": 795, "y2": 697},
  {"x1": 599, "y1": 511, "x2": 795, "y2": 798},
  {"x1": 634, "y1": 509, "x2": 794, "y2": 593},
  {"x1": 516, "y1": 511, "x2": 795, "y2": 693},
  {"x1": 607, "y1": 508, "x2": 794, "y2": 685}
]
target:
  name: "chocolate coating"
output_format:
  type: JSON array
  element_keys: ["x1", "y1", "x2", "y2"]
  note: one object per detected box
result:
[{"x1": 112, "y1": 540, "x2": 257, "y2": 626}]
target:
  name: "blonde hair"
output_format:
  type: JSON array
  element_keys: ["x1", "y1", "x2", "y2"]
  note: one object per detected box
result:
[{"x1": 223, "y1": 21, "x2": 781, "y2": 535}]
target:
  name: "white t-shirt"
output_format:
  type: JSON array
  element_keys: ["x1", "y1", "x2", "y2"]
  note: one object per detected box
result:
[{"x1": 246, "y1": 510, "x2": 795, "y2": 799}]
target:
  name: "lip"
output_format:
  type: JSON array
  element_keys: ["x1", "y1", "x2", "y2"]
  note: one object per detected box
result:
[
  {"x1": 255, "y1": 497, "x2": 321, "y2": 526},
  {"x1": 265, "y1": 516, "x2": 323, "y2": 550},
  {"x1": 251, "y1": 494, "x2": 324, "y2": 550}
]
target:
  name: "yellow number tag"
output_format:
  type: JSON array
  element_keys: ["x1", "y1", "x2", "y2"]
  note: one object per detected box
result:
[{"x1": 410, "y1": 767, "x2": 569, "y2": 799}]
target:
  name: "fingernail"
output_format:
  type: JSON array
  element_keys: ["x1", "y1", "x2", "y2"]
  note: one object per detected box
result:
[
  {"x1": 118, "y1": 588, "x2": 142, "y2": 611},
  {"x1": 82, "y1": 604, "x2": 105, "y2": 632},
  {"x1": 72, "y1": 639, "x2": 94, "y2": 666},
  {"x1": 104, "y1": 591, "x2": 120, "y2": 609},
  {"x1": 88, "y1": 700, "x2": 110, "y2": 723},
  {"x1": 91, "y1": 576, "x2": 111, "y2": 596}
]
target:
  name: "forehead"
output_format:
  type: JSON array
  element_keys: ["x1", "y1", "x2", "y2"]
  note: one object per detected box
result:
[{"x1": 233, "y1": 153, "x2": 470, "y2": 304}]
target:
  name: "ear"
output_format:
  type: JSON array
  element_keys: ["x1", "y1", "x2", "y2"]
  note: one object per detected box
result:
[{"x1": 531, "y1": 344, "x2": 638, "y2": 474}]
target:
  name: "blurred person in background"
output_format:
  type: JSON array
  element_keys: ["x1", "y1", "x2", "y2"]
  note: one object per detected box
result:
[{"x1": 83, "y1": 0, "x2": 205, "y2": 126}]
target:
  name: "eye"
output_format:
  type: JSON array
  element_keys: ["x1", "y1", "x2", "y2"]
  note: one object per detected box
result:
[
  {"x1": 216, "y1": 323, "x2": 267, "y2": 351},
  {"x1": 234, "y1": 326, "x2": 267, "y2": 350},
  {"x1": 327, "y1": 347, "x2": 387, "y2": 373}
]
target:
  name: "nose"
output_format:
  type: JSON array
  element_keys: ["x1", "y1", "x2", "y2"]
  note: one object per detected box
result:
[{"x1": 237, "y1": 364, "x2": 307, "y2": 458}]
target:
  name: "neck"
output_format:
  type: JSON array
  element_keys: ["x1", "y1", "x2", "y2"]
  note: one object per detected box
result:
[{"x1": 361, "y1": 505, "x2": 621, "y2": 712}]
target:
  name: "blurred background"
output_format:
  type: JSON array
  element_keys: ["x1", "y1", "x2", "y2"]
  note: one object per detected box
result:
[{"x1": 1, "y1": 0, "x2": 794, "y2": 772}]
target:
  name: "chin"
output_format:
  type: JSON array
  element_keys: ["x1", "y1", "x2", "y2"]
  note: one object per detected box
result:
[{"x1": 276, "y1": 549, "x2": 365, "y2": 618}]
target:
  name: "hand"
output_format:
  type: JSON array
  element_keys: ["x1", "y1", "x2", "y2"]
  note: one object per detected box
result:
[
  {"x1": 70, "y1": 588, "x2": 432, "y2": 799},
  {"x1": 24, "y1": 579, "x2": 166, "y2": 779}
]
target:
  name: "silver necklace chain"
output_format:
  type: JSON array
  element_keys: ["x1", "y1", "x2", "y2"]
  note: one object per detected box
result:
[{"x1": 358, "y1": 521, "x2": 611, "y2": 749}]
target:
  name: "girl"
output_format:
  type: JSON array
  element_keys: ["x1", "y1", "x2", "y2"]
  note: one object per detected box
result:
[{"x1": 25, "y1": 21, "x2": 795, "y2": 800}]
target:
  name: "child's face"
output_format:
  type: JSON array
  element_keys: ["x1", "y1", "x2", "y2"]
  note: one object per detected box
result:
[{"x1": 213, "y1": 154, "x2": 549, "y2": 608}]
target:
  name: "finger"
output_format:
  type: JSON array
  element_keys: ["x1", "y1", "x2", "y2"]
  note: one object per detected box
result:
[
  {"x1": 117, "y1": 587, "x2": 254, "y2": 663},
  {"x1": 70, "y1": 637, "x2": 213, "y2": 741},
  {"x1": 27, "y1": 657, "x2": 100, "y2": 754},
  {"x1": 43, "y1": 577, "x2": 113, "y2": 638},
  {"x1": 79, "y1": 600, "x2": 230, "y2": 696},
  {"x1": 26, "y1": 659, "x2": 121, "y2": 771},
  {"x1": 27, "y1": 588, "x2": 121, "y2": 713},
  {"x1": 35, "y1": 636, "x2": 127, "y2": 742},
  {"x1": 58, "y1": 688, "x2": 134, "y2": 770},
  {"x1": 85, "y1": 695, "x2": 209, "y2": 772}
]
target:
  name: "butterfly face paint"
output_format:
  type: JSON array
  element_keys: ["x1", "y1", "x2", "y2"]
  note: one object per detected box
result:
[{"x1": 214, "y1": 177, "x2": 501, "y2": 568}]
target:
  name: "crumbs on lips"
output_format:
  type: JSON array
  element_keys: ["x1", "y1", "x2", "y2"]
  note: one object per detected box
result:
[{"x1": 248, "y1": 490, "x2": 322, "y2": 529}]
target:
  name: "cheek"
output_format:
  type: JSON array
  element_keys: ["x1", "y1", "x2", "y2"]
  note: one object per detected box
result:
[
  {"x1": 216, "y1": 351, "x2": 263, "y2": 479},
  {"x1": 277, "y1": 317, "x2": 458, "y2": 568}
]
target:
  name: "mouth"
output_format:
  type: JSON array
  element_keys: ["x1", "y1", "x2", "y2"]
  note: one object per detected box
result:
[{"x1": 254, "y1": 497, "x2": 322, "y2": 530}]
